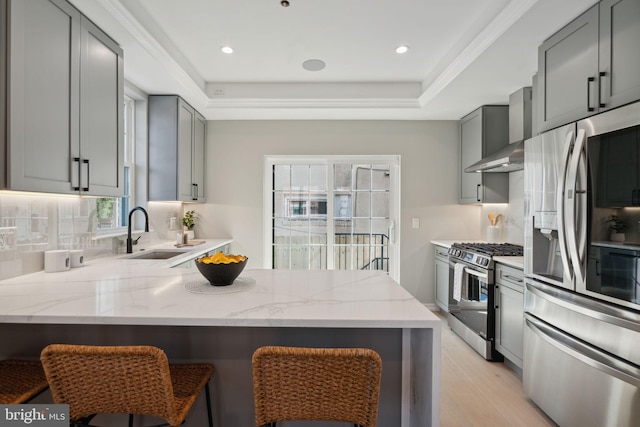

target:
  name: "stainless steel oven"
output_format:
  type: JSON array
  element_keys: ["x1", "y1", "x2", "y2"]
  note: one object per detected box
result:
[{"x1": 447, "y1": 243, "x2": 523, "y2": 360}]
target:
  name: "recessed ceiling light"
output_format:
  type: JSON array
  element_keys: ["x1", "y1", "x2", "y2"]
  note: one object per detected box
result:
[
  {"x1": 221, "y1": 46, "x2": 234, "y2": 54},
  {"x1": 395, "y1": 45, "x2": 409, "y2": 54},
  {"x1": 302, "y1": 59, "x2": 326, "y2": 71}
]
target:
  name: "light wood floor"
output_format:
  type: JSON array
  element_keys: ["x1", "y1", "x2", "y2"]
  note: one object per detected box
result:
[{"x1": 436, "y1": 311, "x2": 557, "y2": 427}]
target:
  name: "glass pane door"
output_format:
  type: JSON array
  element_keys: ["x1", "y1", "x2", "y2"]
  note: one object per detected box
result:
[
  {"x1": 333, "y1": 163, "x2": 390, "y2": 272},
  {"x1": 268, "y1": 156, "x2": 399, "y2": 280},
  {"x1": 272, "y1": 164, "x2": 328, "y2": 270}
]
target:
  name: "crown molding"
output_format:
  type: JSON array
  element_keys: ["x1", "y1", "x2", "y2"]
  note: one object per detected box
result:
[
  {"x1": 95, "y1": 0, "x2": 209, "y2": 106},
  {"x1": 206, "y1": 98, "x2": 421, "y2": 109},
  {"x1": 418, "y1": 0, "x2": 539, "y2": 107}
]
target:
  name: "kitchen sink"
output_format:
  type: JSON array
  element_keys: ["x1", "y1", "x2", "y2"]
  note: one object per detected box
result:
[{"x1": 125, "y1": 250, "x2": 187, "y2": 260}]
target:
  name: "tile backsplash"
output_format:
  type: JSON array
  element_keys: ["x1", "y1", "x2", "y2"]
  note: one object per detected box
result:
[
  {"x1": 0, "y1": 193, "x2": 183, "y2": 280},
  {"x1": 480, "y1": 170, "x2": 525, "y2": 245}
]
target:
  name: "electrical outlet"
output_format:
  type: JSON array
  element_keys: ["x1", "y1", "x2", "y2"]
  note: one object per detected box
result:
[
  {"x1": 412, "y1": 218, "x2": 420, "y2": 229},
  {"x1": 212, "y1": 88, "x2": 225, "y2": 96}
]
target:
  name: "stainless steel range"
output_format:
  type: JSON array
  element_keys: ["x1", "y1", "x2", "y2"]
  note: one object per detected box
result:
[{"x1": 447, "y1": 242, "x2": 523, "y2": 360}]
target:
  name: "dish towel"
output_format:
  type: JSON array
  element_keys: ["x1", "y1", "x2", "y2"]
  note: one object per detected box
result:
[{"x1": 453, "y1": 263, "x2": 466, "y2": 302}]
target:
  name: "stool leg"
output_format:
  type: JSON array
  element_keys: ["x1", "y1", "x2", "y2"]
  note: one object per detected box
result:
[
  {"x1": 128, "y1": 414, "x2": 134, "y2": 427},
  {"x1": 205, "y1": 382, "x2": 214, "y2": 427}
]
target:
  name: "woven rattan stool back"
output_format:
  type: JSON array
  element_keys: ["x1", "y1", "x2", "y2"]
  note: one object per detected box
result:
[
  {"x1": 252, "y1": 346, "x2": 382, "y2": 427},
  {"x1": 0, "y1": 359, "x2": 49, "y2": 404},
  {"x1": 41, "y1": 344, "x2": 214, "y2": 427}
]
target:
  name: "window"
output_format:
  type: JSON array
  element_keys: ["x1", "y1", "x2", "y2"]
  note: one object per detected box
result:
[
  {"x1": 96, "y1": 96, "x2": 135, "y2": 230},
  {"x1": 286, "y1": 196, "x2": 327, "y2": 218},
  {"x1": 265, "y1": 156, "x2": 400, "y2": 281}
]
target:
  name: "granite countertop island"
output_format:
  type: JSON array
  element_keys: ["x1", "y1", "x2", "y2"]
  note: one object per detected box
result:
[{"x1": 0, "y1": 240, "x2": 441, "y2": 427}]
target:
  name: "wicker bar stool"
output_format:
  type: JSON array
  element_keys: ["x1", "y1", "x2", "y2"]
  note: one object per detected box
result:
[
  {"x1": 40, "y1": 344, "x2": 214, "y2": 427},
  {"x1": 252, "y1": 346, "x2": 382, "y2": 427},
  {"x1": 0, "y1": 359, "x2": 49, "y2": 404}
]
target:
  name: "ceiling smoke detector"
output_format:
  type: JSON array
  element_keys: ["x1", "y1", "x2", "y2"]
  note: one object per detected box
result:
[{"x1": 302, "y1": 59, "x2": 326, "y2": 72}]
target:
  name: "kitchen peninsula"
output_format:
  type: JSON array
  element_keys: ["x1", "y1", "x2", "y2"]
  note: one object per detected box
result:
[{"x1": 0, "y1": 242, "x2": 441, "y2": 427}]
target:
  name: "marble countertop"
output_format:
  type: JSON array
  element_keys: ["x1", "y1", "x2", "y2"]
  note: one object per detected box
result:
[{"x1": 0, "y1": 241, "x2": 439, "y2": 329}]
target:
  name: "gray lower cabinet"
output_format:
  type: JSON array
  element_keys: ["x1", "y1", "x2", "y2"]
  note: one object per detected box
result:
[
  {"x1": 495, "y1": 263, "x2": 524, "y2": 368},
  {"x1": 538, "y1": 0, "x2": 640, "y2": 132},
  {"x1": 149, "y1": 95, "x2": 206, "y2": 202},
  {"x1": 459, "y1": 106, "x2": 509, "y2": 204},
  {"x1": 3, "y1": 0, "x2": 123, "y2": 196},
  {"x1": 433, "y1": 244, "x2": 453, "y2": 312}
]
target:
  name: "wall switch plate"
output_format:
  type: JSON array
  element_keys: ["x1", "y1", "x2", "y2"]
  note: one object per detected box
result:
[{"x1": 412, "y1": 218, "x2": 420, "y2": 229}]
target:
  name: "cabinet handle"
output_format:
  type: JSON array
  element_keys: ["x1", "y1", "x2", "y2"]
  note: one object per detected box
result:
[
  {"x1": 476, "y1": 184, "x2": 481, "y2": 202},
  {"x1": 587, "y1": 77, "x2": 595, "y2": 112},
  {"x1": 72, "y1": 157, "x2": 81, "y2": 191},
  {"x1": 82, "y1": 159, "x2": 90, "y2": 192},
  {"x1": 598, "y1": 72, "x2": 606, "y2": 108},
  {"x1": 192, "y1": 183, "x2": 198, "y2": 201},
  {"x1": 503, "y1": 274, "x2": 524, "y2": 283},
  {"x1": 595, "y1": 260, "x2": 600, "y2": 276},
  {"x1": 633, "y1": 189, "x2": 638, "y2": 206}
]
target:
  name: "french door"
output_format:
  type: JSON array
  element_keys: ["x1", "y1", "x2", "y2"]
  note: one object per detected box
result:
[{"x1": 264, "y1": 156, "x2": 400, "y2": 281}]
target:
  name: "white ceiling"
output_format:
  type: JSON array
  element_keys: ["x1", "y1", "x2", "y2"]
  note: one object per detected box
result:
[{"x1": 70, "y1": 0, "x2": 597, "y2": 120}]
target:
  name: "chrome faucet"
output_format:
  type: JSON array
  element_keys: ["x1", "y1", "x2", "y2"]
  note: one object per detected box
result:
[{"x1": 126, "y1": 206, "x2": 149, "y2": 253}]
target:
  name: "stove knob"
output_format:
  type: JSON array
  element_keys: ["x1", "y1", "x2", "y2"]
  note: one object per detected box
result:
[{"x1": 483, "y1": 258, "x2": 490, "y2": 266}]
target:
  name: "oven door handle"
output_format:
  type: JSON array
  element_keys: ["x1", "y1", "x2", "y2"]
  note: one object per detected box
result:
[{"x1": 464, "y1": 267, "x2": 488, "y2": 280}]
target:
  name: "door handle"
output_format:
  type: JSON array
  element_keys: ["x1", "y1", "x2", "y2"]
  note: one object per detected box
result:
[
  {"x1": 503, "y1": 274, "x2": 524, "y2": 283},
  {"x1": 464, "y1": 267, "x2": 488, "y2": 280},
  {"x1": 476, "y1": 184, "x2": 481, "y2": 202},
  {"x1": 598, "y1": 72, "x2": 606, "y2": 108},
  {"x1": 82, "y1": 159, "x2": 90, "y2": 192},
  {"x1": 72, "y1": 157, "x2": 81, "y2": 191},
  {"x1": 587, "y1": 77, "x2": 595, "y2": 112},
  {"x1": 565, "y1": 129, "x2": 587, "y2": 286},
  {"x1": 557, "y1": 131, "x2": 574, "y2": 284}
]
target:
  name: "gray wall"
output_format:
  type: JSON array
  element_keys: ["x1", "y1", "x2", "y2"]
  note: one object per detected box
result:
[{"x1": 194, "y1": 120, "x2": 482, "y2": 305}]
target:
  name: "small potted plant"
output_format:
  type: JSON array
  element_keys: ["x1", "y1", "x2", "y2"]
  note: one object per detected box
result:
[
  {"x1": 605, "y1": 215, "x2": 627, "y2": 242},
  {"x1": 182, "y1": 210, "x2": 197, "y2": 240}
]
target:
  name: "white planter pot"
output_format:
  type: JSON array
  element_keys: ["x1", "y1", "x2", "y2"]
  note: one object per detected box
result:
[
  {"x1": 610, "y1": 232, "x2": 625, "y2": 242},
  {"x1": 186, "y1": 229, "x2": 195, "y2": 240}
]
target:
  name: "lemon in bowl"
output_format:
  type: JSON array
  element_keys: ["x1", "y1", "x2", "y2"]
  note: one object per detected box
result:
[{"x1": 195, "y1": 252, "x2": 248, "y2": 286}]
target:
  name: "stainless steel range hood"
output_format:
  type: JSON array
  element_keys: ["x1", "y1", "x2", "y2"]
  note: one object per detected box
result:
[
  {"x1": 465, "y1": 87, "x2": 532, "y2": 173},
  {"x1": 464, "y1": 140, "x2": 524, "y2": 172}
]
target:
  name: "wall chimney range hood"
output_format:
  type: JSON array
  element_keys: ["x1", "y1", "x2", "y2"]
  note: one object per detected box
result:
[
  {"x1": 464, "y1": 140, "x2": 524, "y2": 173},
  {"x1": 465, "y1": 87, "x2": 532, "y2": 173}
]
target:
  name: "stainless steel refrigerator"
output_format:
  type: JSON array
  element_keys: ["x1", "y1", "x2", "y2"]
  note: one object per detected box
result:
[{"x1": 523, "y1": 101, "x2": 640, "y2": 427}]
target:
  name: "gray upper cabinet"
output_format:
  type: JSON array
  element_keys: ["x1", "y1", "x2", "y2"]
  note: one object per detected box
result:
[
  {"x1": 3, "y1": 0, "x2": 123, "y2": 196},
  {"x1": 149, "y1": 95, "x2": 206, "y2": 202},
  {"x1": 537, "y1": 5, "x2": 599, "y2": 132},
  {"x1": 80, "y1": 16, "x2": 124, "y2": 197},
  {"x1": 599, "y1": 0, "x2": 640, "y2": 111},
  {"x1": 459, "y1": 106, "x2": 509, "y2": 204},
  {"x1": 538, "y1": 0, "x2": 640, "y2": 132}
]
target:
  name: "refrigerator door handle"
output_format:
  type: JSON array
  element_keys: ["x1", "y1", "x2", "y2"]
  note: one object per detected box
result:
[
  {"x1": 525, "y1": 313, "x2": 640, "y2": 387},
  {"x1": 565, "y1": 129, "x2": 587, "y2": 286},
  {"x1": 557, "y1": 130, "x2": 574, "y2": 285}
]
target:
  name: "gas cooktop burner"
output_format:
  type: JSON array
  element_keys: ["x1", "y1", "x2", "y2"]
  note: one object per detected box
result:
[{"x1": 452, "y1": 242, "x2": 524, "y2": 257}]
